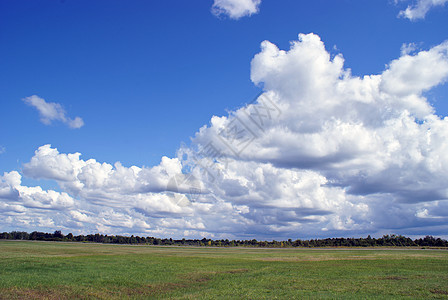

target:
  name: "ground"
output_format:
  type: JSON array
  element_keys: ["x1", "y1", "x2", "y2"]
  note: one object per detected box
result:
[{"x1": 0, "y1": 241, "x2": 447, "y2": 299}]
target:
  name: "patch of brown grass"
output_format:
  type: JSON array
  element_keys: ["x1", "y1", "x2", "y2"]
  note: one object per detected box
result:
[
  {"x1": 257, "y1": 255, "x2": 379, "y2": 262},
  {"x1": 222, "y1": 268, "x2": 249, "y2": 274},
  {"x1": 0, "y1": 287, "x2": 75, "y2": 300},
  {"x1": 430, "y1": 289, "x2": 448, "y2": 295},
  {"x1": 383, "y1": 276, "x2": 407, "y2": 281},
  {"x1": 0, "y1": 269, "x2": 250, "y2": 300},
  {"x1": 121, "y1": 268, "x2": 250, "y2": 297}
]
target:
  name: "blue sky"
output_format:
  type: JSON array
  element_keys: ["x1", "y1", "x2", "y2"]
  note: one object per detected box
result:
[{"x1": 1, "y1": 0, "x2": 448, "y2": 239}]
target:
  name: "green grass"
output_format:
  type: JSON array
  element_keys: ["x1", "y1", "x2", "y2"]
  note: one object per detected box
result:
[{"x1": 0, "y1": 241, "x2": 447, "y2": 299}]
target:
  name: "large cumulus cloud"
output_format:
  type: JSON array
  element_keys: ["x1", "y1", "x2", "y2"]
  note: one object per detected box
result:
[
  {"x1": 187, "y1": 33, "x2": 448, "y2": 236},
  {"x1": 193, "y1": 34, "x2": 448, "y2": 201},
  {"x1": 2, "y1": 33, "x2": 448, "y2": 239}
]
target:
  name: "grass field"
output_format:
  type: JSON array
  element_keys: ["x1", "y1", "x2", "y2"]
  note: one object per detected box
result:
[{"x1": 0, "y1": 241, "x2": 447, "y2": 299}]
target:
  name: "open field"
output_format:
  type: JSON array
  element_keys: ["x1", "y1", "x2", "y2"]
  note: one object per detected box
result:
[{"x1": 0, "y1": 241, "x2": 447, "y2": 299}]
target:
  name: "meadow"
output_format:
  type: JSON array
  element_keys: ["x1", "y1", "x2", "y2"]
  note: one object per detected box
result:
[{"x1": 0, "y1": 241, "x2": 447, "y2": 299}]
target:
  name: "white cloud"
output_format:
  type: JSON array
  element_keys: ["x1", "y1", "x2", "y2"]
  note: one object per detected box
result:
[
  {"x1": 400, "y1": 43, "x2": 418, "y2": 56},
  {"x1": 381, "y1": 41, "x2": 448, "y2": 97},
  {"x1": 23, "y1": 95, "x2": 84, "y2": 129},
  {"x1": 212, "y1": 0, "x2": 261, "y2": 19},
  {"x1": 0, "y1": 146, "x2": 4, "y2": 154},
  {"x1": 398, "y1": 0, "x2": 448, "y2": 20},
  {"x1": 0, "y1": 171, "x2": 77, "y2": 232},
  {"x1": 23, "y1": 145, "x2": 183, "y2": 204},
  {"x1": 186, "y1": 33, "x2": 448, "y2": 236},
  {"x1": 2, "y1": 34, "x2": 448, "y2": 239},
  {"x1": 0, "y1": 171, "x2": 75, "y2": 210}
]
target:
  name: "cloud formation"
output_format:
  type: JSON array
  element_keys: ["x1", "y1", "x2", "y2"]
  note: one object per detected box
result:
[
  {"x1": 0, "y1": 170, "x2": 76, "y2": 230},
  {"x1": 399, "y1": 0, "x2": 448, "y2": 20},
  {"x1": 212, "y1": 0, "x2": 261, "y2": 19},
  {"x1": 183, "y1": 33, "x2": 448, "y2": 236},
  {"x1": 23, "y1": 95, "x2": 84, "y2": 129},
  {"x1": 2, "y1": 34, "x2": 448, "y2": 239}
]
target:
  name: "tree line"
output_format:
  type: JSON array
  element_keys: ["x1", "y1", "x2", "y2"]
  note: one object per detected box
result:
[{"x1": 1, "y1": 231, "x2": 447, "y2": 248}]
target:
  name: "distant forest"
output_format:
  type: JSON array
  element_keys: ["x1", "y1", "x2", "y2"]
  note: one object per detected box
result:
[{"x1": 1, "y1": 231, "x2": 447, "y2": 248}]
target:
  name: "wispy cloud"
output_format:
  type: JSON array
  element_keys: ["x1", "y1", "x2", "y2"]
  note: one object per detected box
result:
[
  {"x1": 22, "y1": 95, "x2": 84, "y2": 129},
  {"x1": 399, "y1": 0, "x2": 448, "y2": 20},
  {"x1": 212, "y1": 0, "x2": 261, "y2": 19}
]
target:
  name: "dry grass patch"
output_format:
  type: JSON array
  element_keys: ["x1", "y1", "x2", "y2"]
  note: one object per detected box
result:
[
  {"x1": 0, "y1": 286, "x2": 76, "y2": 300},
  {"x1": 382, "y1": 276, "x2": 407, "y2": 281},
  {"x1": 430, "y1": 289, "x2": 448, "y2": 295},
  {"x1": 257, "y1": 255, "x2": 379, "y2": 262}
]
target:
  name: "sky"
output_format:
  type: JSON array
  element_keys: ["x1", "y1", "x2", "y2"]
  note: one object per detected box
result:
[{"x1": 1, "y1": 0, "x2": 448, "y2": 240}]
